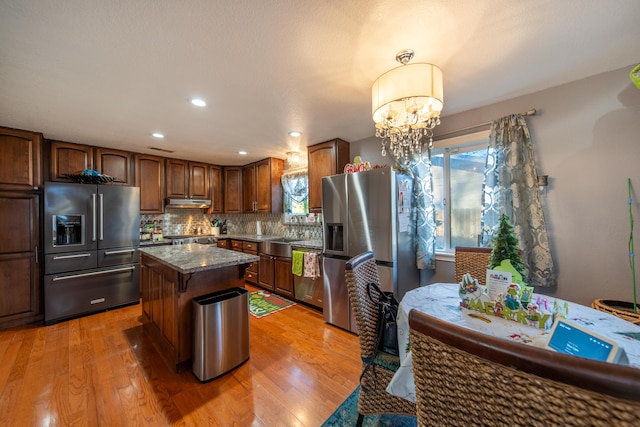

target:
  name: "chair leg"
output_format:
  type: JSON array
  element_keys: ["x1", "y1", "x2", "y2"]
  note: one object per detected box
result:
[{"x1": 356, "y1": 413, "x2": 364, "y2": 427}]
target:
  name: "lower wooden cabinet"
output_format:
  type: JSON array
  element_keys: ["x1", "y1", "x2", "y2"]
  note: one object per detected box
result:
[
  {"x1": 259, "y1": 254, "x2": 293, "y2": 297},
  {"x1": 231, "y1": 239, "x2": 259, "y2": 285},
  {"x1": 0, "y1": 192, "x2": 41, "y2": 327}
]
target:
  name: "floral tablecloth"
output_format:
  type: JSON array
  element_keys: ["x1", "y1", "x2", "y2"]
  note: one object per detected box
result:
[{"x1": 387, "y1": 283, "x2": 640, "y2": 402}]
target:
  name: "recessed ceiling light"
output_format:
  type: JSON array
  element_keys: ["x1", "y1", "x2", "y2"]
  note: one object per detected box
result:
[
  {"x1": 238, "y1": 151, "x2": 247, "y2": 155},
  {"x1": 191, "y1": 98, "x2": 207, "y2": 107},
  {"x1": 288, "y1": 131, "x2": 302, "y2": 137},
  {"x1": 152, "y1": 132, "x2": 165, "y2": 139}
]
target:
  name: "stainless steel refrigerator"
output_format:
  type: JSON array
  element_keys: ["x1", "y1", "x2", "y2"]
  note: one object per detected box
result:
[
  {"x1": 44, "y1": 182, "x2": 140, "y2": 324},
  {"x1": 322, "y1": 168, "x2": 420, "y2": 332}
]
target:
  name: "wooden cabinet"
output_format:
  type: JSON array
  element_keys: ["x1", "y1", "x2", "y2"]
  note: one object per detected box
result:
[
  {"x1": 259, "y1": 253, "x2": 293, "y2": 297},
  {"x1": 0, "y1": 192, "x2": 41, "y2": 327},
  {"x1": 243, "y1": 158, "x2": 284, "y2": 213},
  {"x1": 216, "y1": 238, "x2": 229, "y2": 249},
  {"x1": 95, "y1": 148, "x2": 133, "y2": 186},
  {"x1": 166, "y1": 159, "x2": 209, "y2": 199},
  {"x1": 208, "y1": 165, "x2": 223, "y2": 214},
  {"x1": 242, "y1": 163, "x2": 257, "y2": 213},
  {"x1": 274, "y1": 257, "x2": 293, "y2": 297},
  {"x1": 49, "y1": 140, "x2": 94, "y2": 182},
  {"x1": 224, "y1": 167, "x2": 242, "y2": 213},
  {"x1": 0, "y1": 126, "x2": 42, "y2": 191},
  {"x1": 307, "y1": 138, "x2": 350, "y2": 213},
  {"x1": 243, "y1": 241, "x2": 259, "y2": 285},
  {"x1": 135, "y1": 154, "x2": 165, "y2": 214},
  {"x1": 231, "y1": 240, "x2": 259, "y2": 285}
]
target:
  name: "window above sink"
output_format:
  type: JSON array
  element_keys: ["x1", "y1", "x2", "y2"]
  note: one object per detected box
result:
[{"x1": 281, "y1": 168, "x2": 308, "y2": 223}]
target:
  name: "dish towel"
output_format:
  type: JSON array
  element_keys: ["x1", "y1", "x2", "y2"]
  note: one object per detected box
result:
[
  {"x1": 292, "y1": 250, "x2": 305, "y2": 276},
  {"x1": 303, "y1": 252, "x2": 321, "y2": 279}
]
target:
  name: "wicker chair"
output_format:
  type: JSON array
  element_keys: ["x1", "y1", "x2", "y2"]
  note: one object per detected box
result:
[
  {"x1": 454, "y1": 246, "x2": 491, "y2": 285},
  {"x1": 408, "y1": 309, "x2": 640, "y2": 426},
  {"x1": 345, "y1": 252, "x2": 416, "y2": 426}
]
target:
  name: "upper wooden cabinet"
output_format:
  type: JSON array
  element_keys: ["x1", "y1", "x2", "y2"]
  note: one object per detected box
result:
[
  {"x1": 307, "y1": 138, "x2": 350, "y2": 213},
  {"x1": 95, "y1": 148, "x2": 134, "y2": 186},
  {"x1": 166, "y1": 159, "x2": 209, "y2": 199},
  {"x1": 49, "y1": 140, "x2": 94, "y2": 182},
  {"x1": 243, "y1": 158, "x2": 284, "y2": 213},
  {"x1": 223, "y1": 167, "x2": 242, "y2": 213},
  {"x1": 0, "y1": 126, "x2": 42, "y2": 191},
  {"x1": 135, "y1": 154, "x2": 165, "y2": 214},
  {"x1": 208, "y1": 165, "x2": 223, "y2": 214}
]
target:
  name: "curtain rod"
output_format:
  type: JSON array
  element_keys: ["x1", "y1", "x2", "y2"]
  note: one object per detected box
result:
[{"x1": 435, "y1": 108, "x2": 537, "y2": 139}]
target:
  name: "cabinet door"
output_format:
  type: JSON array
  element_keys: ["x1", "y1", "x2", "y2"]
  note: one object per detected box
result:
[
  {"x1": 50, "y1": 141, "x2": 94, "y2": 182},
  {"x1": 0, "y1": 192, "x2": 41, "y2": 326},
  {"x1": 208, "y1": 165, "x2": 223, "y2": 214},
  {"x1": 166, "y1": 159, "x2": 188, "y2": 199},
  {"x1": 242, "y1": 163, "x2": 256, "y2": 213},
  {"x1": 95, "y1": 148, "x2": 133, "y2": 186},
  {"x1": 256, "y1": 158, "x2": 284, "y2": 214},
  {"x1": 0, "y1": 127, "x2": 42, "y2": 191},
  {"x1": 307, "y1": 139, "x2": 349, "y2": 213},
  {"x1": 224, "y1": 167, "x2": 242, "y2": 213},
  {"x1": 274, "y1": 257, "x2": 293, "y2": 297},
  {"x1": 259, "y1": 254, "x2": 275, "y2": 291},
  {"x1": 188, "y1": 162, "x2": 209, "y2": 198},
  {"x1": 135, "y1": 154, "x2": 165, "y2": 214}
]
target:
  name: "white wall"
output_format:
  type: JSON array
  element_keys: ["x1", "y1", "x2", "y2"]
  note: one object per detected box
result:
[{"x1": 349, "y1": 64, "x2": 640, "y2": 305}]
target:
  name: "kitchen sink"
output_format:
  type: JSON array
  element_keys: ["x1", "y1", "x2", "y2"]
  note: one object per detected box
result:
[{"x1": 260, "y1": 239, "x2": 298, "y2": 258}]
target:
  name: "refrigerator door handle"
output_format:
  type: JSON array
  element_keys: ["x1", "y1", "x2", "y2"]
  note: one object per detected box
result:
[
  {"x1": 52, "y1": 265, "x2": 135, "y2": 281},
  {"x1": 99, "y1": 193, "x2": 104, "y2": 241},
  {"x1": 91, "y1": 193, "x2": 97, "y2": 241}
]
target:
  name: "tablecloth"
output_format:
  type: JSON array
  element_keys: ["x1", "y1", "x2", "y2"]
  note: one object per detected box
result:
[{"x1": 387, "y1": 283, "x2": 640, "y2": 402}]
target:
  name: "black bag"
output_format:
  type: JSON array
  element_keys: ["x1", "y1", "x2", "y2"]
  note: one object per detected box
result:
[
  {"x1": 359, "y1": 282, "x2": 400, "y2": 393},
  {"x1": 367, "y1": 281, "x2": 399, "y2": 356}
]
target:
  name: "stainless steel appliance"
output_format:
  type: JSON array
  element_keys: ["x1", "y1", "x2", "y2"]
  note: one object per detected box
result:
[
  {"x1": 293, "y1": 249, "x2": 323, "y2": 310},
  {"x1": 322, "y1": 168, "x2": 420, "y2": 332},
  {"x1": 44, "y1": 182, "x2": 140, "y2": 324}
]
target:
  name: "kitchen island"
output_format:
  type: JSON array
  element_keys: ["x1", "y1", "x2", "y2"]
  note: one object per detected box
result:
[{"x1": 139, "y1": 244, "x2": 259, "y2": 372}]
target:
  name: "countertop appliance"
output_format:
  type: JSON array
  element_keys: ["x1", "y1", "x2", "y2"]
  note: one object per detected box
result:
[
  {"x1": 321, "y1": 168, "x2": 420, "y2": 332},
  {"x1": 44, "y1": 182, "x2": 140, "y2": 324}
]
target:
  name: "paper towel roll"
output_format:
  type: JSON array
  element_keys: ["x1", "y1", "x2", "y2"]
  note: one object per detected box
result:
[{"x1": 256, "y1": 221, "x2": 262, "y2": 235}]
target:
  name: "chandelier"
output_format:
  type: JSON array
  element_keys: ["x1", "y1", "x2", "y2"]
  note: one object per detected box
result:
[{"x1": 372, "y1": 49, "x2": 443, "y2": 167}]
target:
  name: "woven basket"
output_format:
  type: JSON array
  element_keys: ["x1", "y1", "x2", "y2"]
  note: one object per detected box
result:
[{"x1": 591, "y1": 299, "x2": 640, "y2": 325}]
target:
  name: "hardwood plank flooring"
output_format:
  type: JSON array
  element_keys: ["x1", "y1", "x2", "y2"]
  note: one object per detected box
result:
[{"x1": 0, "y1": 286, "x2": 361, "y2": 426}]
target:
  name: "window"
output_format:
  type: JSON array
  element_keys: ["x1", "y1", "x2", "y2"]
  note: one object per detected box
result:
[
  {"x1": 430, "y1": 130, "x2": 490, "y2": 252},
  {"x1": 281, "y1": 168, "x2": 308, "y2": 216}
]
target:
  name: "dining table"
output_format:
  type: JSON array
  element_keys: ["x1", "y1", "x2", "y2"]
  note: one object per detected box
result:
[{"x1": 386, "y1": 283, "x2": 640, "y2": 402}]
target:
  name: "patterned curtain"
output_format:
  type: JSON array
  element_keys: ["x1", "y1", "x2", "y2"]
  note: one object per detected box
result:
[
  {"x1": 408, "y1": 154, "x2": 437, "y2": 270},
  {"x1": 480, "y1": 114, "x2": 556, "y2": 287}
]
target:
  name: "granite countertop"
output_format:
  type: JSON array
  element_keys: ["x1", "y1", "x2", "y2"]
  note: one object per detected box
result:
[
  {"x1": 139, "y1": 244, "x2": 259, "y2": 274},
  {"x1": 219, "y1": 234, "x2": 323, "y2": 249},
  {"x1": 290, "y1": 240, "x2": 323, "y2": 250}
]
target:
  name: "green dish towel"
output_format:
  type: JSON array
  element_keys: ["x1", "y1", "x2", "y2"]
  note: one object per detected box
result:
[{"x1": 292, "y1": 250, "x2": 305, "y2": 276}]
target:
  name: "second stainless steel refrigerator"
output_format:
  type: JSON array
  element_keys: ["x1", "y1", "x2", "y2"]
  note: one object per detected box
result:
[
  {"x1": 44, "y1": 182, "x2": 140, "y2": 324},
  {"x1": 322, "y1": 168, "x2": 420, "y2": 332}
]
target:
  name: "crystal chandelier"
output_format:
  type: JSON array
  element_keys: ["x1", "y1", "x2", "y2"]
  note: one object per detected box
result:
[{"x1": 372, "y1": 49, "x2": 444, "y2": 167}]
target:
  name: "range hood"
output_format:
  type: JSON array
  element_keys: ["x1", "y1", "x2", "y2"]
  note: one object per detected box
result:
[{"x1": 165, "y1": 198, "x2": 211, "y2": 208}]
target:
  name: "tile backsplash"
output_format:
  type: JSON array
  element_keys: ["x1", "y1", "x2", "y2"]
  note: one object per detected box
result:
[{"x1": 141, "y1": 209, "x2": 323, "y2": 240}]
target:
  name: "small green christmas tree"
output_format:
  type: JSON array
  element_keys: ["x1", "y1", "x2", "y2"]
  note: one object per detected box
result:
[{"x1": 489, "y1": 213, "x2": 525, "y2": 279}]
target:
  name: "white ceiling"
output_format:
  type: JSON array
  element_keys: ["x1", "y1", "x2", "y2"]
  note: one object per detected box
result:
[{"x1": 1, "y1": 0, "x2": 639, "y2": 165}]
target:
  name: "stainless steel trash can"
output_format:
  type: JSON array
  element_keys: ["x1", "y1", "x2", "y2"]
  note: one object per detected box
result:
[{"x1": 192, "y1": 287, "x2": 249, "y2": 381}]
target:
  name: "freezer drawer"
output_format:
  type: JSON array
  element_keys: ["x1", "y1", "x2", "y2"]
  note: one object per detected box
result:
[
  {"x1": 44, "y1": 250, "x2": 97, "y2": 274},
  {"x1": 98, "y1": 247, "x2": 139, "y2": 267},
  {"x1": 323, "y1": 256, "x2": 356, "y2": 332},
  {"x1": 44, "y1": 263, "x2": 140, "y2": 324}
]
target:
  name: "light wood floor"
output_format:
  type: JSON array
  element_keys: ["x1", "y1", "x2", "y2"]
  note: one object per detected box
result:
[{"x1": 0, "y1": 286, "x2": 362, "y2": 426}]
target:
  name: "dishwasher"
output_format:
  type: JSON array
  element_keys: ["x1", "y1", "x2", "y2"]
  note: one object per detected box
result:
[{"x1": 293, "y1": 250, "x2": 323, "y2": 310}]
